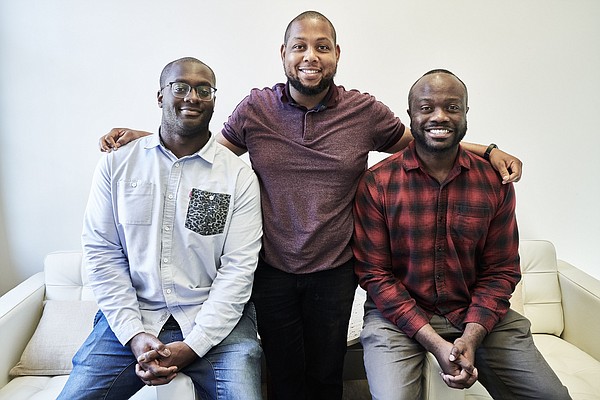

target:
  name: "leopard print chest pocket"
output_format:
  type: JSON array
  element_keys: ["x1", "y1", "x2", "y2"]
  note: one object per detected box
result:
[{"x1": 185, "y1": 188, "x2": 231, "y2": 236}]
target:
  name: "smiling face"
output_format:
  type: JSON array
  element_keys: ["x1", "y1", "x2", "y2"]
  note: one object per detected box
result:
[
  {"x1": 158, "y1": 60, "x2": 215, "y2": 138},
  {"x1": 408, "y1": 72, "x2": 469, "y2": 155},
  {"x1": 281, "y1": 17, "x2": 340, "y2": 100}
]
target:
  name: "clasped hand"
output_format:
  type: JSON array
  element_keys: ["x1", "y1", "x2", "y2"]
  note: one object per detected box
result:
[
  {"x1": 130, "y1": 332, "x2": 196, "y2": 386},
  {"x1": 436, "y1": 338, "x2": 478, "y2": 389}
]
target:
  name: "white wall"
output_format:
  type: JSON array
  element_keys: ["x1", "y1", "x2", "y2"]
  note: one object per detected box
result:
[{"x1": 1, "y1": 0, "x2": 599, "y2": 294}]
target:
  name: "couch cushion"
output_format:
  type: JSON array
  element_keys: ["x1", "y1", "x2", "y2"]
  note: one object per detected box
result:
[
  {"x1": 0, "y1": 375, "x2": 160, "y2": 400},
  {"x1": 0, "y1": 375, "x2": 69, "y2": 400},
  {"x1": 518, "y1": 240, "x2": 564, "y2": 336},
  {"x1": 9, "y1": 300, "x2": 97, "y2": 377},
  {"x1": 44, "y1": 251, "x2": 95, "y2": 302},
  {"x1": 462, "y1": 334, "x2": 600, "y2": 400},
  {"x1": 533, "y1": 334, "x2": 600, "y2": 399}
]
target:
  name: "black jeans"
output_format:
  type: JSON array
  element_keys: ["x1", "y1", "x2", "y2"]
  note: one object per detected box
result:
[{"x1": 251, "y1": 258, "x2": 358, "y2": 400}]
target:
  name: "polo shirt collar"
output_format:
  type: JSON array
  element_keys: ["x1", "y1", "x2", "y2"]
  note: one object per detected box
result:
[{"x1": 281, "y1": 81, "x2": 339, "y2": 110}]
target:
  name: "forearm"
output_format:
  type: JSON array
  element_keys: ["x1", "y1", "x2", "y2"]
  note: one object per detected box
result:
[
  {"x1": 184, "y1": 275, "x2": 255, "y2": 357},
  {"x1": 415, "y1": 324, "x2": 464, "y2": 379},
  {"x1": 415, "y1": 323, "x2": 450, "y2": 355},
  {"x1": 458, "y1": 322, "x2": 487, "y2": 350},
  {"x1": 461, "y1": 141, "x2": 489, "y2": 157},
  {"x1": 84, "y1": 240, "x2": 144, "y2": 344}
]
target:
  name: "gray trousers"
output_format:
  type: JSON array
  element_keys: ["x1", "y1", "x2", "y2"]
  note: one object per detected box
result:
[{"x1": 361, "y1": 302, "x2": 571, "y2": 400}]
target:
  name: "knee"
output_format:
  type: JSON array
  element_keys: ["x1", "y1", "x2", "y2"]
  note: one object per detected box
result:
[
  {"x1": 534, "y1": 385, "x2": 572, "y2": 400},
  {"x1": 230, "y1": 336, "x2": 262, "y2": 368},
  {"x1": 245, "y1": 338, "x2": 263, "y2": 361}
]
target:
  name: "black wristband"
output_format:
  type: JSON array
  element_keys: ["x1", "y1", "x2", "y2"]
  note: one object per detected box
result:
[{"x1": 484, "y1": 143, "x2": 497, "y2": 161}]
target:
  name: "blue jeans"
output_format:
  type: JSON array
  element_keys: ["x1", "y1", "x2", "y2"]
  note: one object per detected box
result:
[
  {"x1": 251, "y1": 258, "x2": 358, "y2": 400},
  {"x1": 361, "y1": 301, "x2": 571, "y2": 400},
  {"x1": 57, "y1": 303, "x2": 262, "y2": 400}
]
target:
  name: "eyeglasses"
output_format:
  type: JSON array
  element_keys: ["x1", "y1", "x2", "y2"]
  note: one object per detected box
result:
[{"x1": 161, "y1": 81, "x2": 217, "y2": 101}]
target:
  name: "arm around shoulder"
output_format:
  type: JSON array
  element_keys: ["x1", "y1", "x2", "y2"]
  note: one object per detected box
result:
[
  {"x1": 461, "y1": 142, "x2": 523, "y2": 184},
  {"x1": 99, "y1": 128, "x2": 152, "y2": 152}
]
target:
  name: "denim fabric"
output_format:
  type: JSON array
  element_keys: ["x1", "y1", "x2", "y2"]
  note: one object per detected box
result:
[
  {"x1": 57, "y1": 303, "x2": 262, "y2": 400},
  {"x1": 251, "y1": 258, "x2": 358, "y2": 400},
  {"x1": 361, "y1": 301, "x2": 571, "y2": 400}
]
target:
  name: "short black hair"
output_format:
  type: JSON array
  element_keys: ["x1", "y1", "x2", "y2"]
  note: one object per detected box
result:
[
  {"x1": 283, "y1": 11, "x2": 337, "y2": 45},
  {"x1": 159, "y1": 57, "x2": 216, "y2": 89},
  {"x1": 408, "y1": 69, "x2": 468, "y2": 108}
]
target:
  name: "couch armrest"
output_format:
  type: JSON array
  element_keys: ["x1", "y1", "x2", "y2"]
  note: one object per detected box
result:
[
  {"x1": 0, "y1": 272, "x2": 45, "y2": 387},
  {"x1": 558, "y1": 260, "x2": 600, "y2": 361}
]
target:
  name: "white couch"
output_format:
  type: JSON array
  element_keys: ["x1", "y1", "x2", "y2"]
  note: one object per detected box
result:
[
  {"x1": 420, "y1": 240, "x2": 600, "y2": 400},
  {"x1": 2, "y1": 240, "x2": 599, "y2": 399},
  {"x1": 0, "y1": 251, "x2": 198, "y2": 400}
]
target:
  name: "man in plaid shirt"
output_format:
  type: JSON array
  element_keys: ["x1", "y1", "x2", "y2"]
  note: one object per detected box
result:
[{"x1": 352, "y1": 70, "x2": 570, "y2": 400}]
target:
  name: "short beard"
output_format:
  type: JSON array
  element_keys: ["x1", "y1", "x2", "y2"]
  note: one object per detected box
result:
[
  {"x1": 161, "y1": 110, "x2": 213, "y2": 138},
  {"x1": 288, "y1": 74, "x2": 335, "y2": 97}
]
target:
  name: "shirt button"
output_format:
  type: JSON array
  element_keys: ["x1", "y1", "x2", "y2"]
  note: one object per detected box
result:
[
  {"x1": 131, "y1": 182, "x2": 137, "y2": 188},
  {"x1": 174, "y1": 163, "x2": 180, "y2": 168},
  {"x1": 168, "y1": 193, "x2": 174, "y2": 200},
  {"x1": 163, "y1": 258, "x2": 168, "y2": 263},
  {"x1": 166, "y1": 289, "x2": 172, "y2": 294},
  {"x1": 164, "y1": 226, "x2": 171, "y2": 231}
]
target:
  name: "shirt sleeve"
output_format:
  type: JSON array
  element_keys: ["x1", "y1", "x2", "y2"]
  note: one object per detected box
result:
[
  {"x1": 368, "y1": 97, "x2": 406, "y2": 152},
  {"x1": 81, "y1": 154, "x2": 146, "y2": 345},
  {"x1": 463, "y1": 183, "x2": 520, "y2": 332},
  {"x1": 352, "y1": 170, "x2": 430, "y2": 337},
  {"x1": 221, "y1": 96, "x2": 251, "y2": 150},
  {"x1": 183, "y1": 168, "x2": 263, "y2": 357}
]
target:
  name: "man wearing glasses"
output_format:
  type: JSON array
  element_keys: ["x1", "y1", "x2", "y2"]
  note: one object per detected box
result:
[
  {"x1": 57, "y1": 57, "x2": 263, "y2": 400},
  {"x1": 97, "y1": 11, "x2": 523, "y2": 399}
]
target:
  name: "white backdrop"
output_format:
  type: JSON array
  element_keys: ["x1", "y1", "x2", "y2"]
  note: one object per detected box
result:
[{"x1": 1, "y1": 0, "x2": 599, "y2": 294}]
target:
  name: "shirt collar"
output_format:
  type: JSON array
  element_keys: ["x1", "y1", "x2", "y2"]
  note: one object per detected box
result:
[
  {"x1": 403, "y1": 141, "x2": 472, "y2": 175},
  {"x1": 146, "y1": 130, "x2": 162, "y2": 149},
  {"x1": 145, "y1": 127, "x2": 217, "y2": 164},
  {"x1": 281, "y1": 81, "x2": 339, "y2": 110}
]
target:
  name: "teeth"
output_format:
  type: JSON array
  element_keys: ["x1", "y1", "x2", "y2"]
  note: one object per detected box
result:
[
  {"x1": 429, "y1": 129, "x2": 449, "y2": 134},
  {"x1": 301, "y1": 69, "x2": 320, "y2": 74}
]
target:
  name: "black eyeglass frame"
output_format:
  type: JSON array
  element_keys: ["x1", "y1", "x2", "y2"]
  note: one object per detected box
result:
[{"x1": 160, "y1": 81, "x2": 217, "y2": 101}]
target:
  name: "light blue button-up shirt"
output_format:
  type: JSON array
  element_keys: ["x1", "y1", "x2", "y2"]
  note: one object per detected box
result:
[{"x1": 82, "y1": 133, "x2": 262, "y2": 357}]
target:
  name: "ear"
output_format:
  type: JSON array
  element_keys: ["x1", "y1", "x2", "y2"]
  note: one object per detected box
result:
[
  {"x1": 280, "y1": 43, "x2": 286, "y2": 62},
  {"x1": 157, "y1": 90, "x2": 163, "y2": 108},
  {"x1": 335, "y1": 44, "x2": 341, "y2": 63}
]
